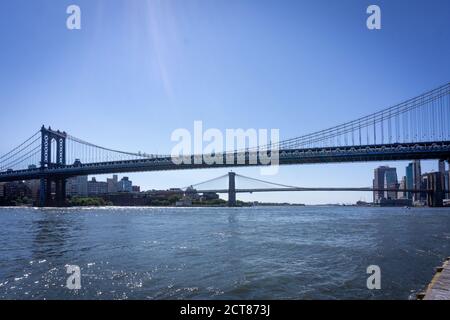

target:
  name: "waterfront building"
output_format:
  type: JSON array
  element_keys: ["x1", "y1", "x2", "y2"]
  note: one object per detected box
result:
[
  {"x1": 439, "y1": 160, "x2": 446, "y2": 194},
  {"x1": 378, "y1": 198, "x2": 412, "y2": 207},
  {"x1": 117, "y1": 177, "x2": 133, "y2": 192},
  {"x1": 87, "y1": 178, "x2": 108, "y2": 195},
  {"x1": 67, "y1": 175, "x2": 139, "y2": 197},
  {"x1": 201, "y1": 192, "x2": 220, "y2": 201},
  {"x1": 24, "y1": 179, "x2": 40, "y2": 202},
  {"x1": 425, "y1": 172, "x2": 444, "y2": 207},
  {"x1": 176, "y1": 197, "x2": 192, "y2": 207},
  {"x1": 373, "y1": 166, "x2": 398, "y2": 203},
  {"x1": 373, "y1": 166, "x2": 389, "y2": 203},
  {"x1": 107, "y1": 175, "x2": 119, "y2": 193},
  {"x1": 398, "y1": 176, "x2": 407, "y2": 199},
  {"x1": 67, "y1": 175, "x2": 88, "y2": 196},
  {"x1": 3, "y1": 181, "x2": 32, "y2": 199},
  {"x1": 413, "y1": 160, "x2": 422, "y2": 202},
  {"x1": 405, "y1": 163, "x2": 414, "y2": 200},
  {"x1": 384, "y1": 168, "x2": 398, "y2": 200},
  {"x1": 445, "y1": 170, "x2": 449, "y2": 200},
  {"x1": 185, "y1": 186, "x2": 201, "y2": 201},
  {"x1": 419, "y1": 173, "x2": 429, "y2": 204}
]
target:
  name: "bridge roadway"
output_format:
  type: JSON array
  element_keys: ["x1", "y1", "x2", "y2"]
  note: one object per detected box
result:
[
  {"x1": 195, "y1": 187, "x2": 432, "y2": 194},
  {"x1": 127, "y1": 187, "x2": 430, "y2": 195},
  {"x1": 1, "y1": 141, "x2": 450, "y2": 183}
]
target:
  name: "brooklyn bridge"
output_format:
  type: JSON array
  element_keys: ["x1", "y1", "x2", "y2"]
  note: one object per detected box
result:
[{"x1": 1, "y1": 83, "x2": 449, "y2": 207}]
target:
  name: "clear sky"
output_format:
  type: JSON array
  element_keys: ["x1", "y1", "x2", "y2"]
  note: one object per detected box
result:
[{"x1": 1, "y1": 0, "x2": 449, "y2": 204}]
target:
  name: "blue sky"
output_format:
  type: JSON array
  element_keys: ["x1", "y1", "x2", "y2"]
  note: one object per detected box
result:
[{"x1": 1, "y1": 0, "x2": 449, "y2": 204}]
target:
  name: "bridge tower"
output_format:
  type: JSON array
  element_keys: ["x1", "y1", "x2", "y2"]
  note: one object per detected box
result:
[
  {"x1": 39, "y1": 126, "x2": 67, "y2": 207},
  {"x1": 228, "y1": 172, "x2": 236, "y2": 207},
  {"x1": 426, "y1": 171, "x2": 444, "y2": 207}
]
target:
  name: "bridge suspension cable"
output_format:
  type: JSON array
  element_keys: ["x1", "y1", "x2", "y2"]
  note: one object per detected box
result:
[
  {"x1": 64, "y1": 134, "x2": 170, "y2": 166},
  {"x1": 182, "y1": 173, "x2": 229, "y2": 190},
  {"x1": 0, "y1": 131, "x2": 41, "y2": 172},
  {"x1": 244, "y1": 82, "x2": 450, "y2": 152},
  {"x1": 189, "y1": 172, "x2": 428, "y2": 193},
  {"x1": 0, "y1": 83, "x2": 449, "y2": 174},
  {"x1": 234, "y1": 173, "x2": 307, "y2": 189}
]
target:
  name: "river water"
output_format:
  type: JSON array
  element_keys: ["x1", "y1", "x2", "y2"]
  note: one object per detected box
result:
[{"x1": 0, "y1": 206, "x2": 449, "y2": 300}]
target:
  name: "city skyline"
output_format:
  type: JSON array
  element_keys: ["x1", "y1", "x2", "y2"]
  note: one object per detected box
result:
[
  {"x1": 2, "y1": 160, "x2": 447, "y2": 206},
  {"x1": 1, "y1": 1, "x2": 450, "y2": 204},
  {"x1": 372, "y1": 160, "x2": 449, "y2": 207}
]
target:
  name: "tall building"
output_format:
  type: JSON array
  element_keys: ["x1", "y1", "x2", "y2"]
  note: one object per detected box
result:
[
  {"x1": 425, "y1": 172, "x2": 444, "y2": 207},
  {"x1": 405, "y1": 163, "x2": 414, "y2": 200},
  {"x1": 438, "y1": 161, "x2": 448, "y2": 200},
  {"x1": 412, "y1": 160, "x2": 422, "y2": 202},
  {"x1": 398, "y1": 176, "x2": 407, "y2": 199},
  {"x1": 373, "y1": 166, "x2": 398, "y2": 203},
  {"x1": 439, "y1": 160, "x2": 446, "y2": 191},
  {"x1": 445, "y1": 170, "x2": 450, "y2": 200},
  {"x1": 419, "y1": 174, "x2": 428, "y2": 204},
  {"x1": 383, "y1": 167, "x2": 398, "y2": 200},
  {"x1": 373, "y1": 166, "x2": 389, "y2": 203}
]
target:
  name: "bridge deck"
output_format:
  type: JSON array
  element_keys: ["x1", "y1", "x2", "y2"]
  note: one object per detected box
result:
[
  {"x1": 419, "y1": 257, "x2": 450, "y2": 300},
  {"x1": 1, "y1": 141, "x2": 450, "y2": 183}
]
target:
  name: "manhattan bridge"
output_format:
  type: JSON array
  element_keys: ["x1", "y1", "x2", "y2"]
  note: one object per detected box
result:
[{"x1": 0, "y1": 83, "x2": 449, "y2": 207}]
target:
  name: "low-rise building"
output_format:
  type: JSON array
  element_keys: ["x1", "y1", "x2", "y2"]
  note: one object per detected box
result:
[
  {"x1": 87, "y1": 178, "x2": 108, "y2": 195},
  {"x1": 200, "y1": 192, "x2": 219, "y2": 201},
  {"x1": 67, "y1": 176, "x2": 88, "y2": 197},
  {"x1": 0, "y1": 182, "x2": 5, "y2": 199},
  {"x1": 24, "y1": 179, "x2": 40, "y2": 202},
  {"x1": 66, "y1": 175, "x2": 139, "y2": 197},
  {"x1": 176, "y1": 197, "x2": 192, "y2": 207},
  {"x1": 3, "y1": 181, "x2": 32, "y2": 199}
]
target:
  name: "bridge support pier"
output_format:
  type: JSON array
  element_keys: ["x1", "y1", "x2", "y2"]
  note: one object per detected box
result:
[
  {"x1": 39, "y1": 178, "x2": 47, "y2": 207},
  {"x1": 228, "y1": 172, "x2": 236, "y2": 207},
  {"x1": 39, "y1": 178, "x2": 53, "y2": 207},
  {"x1": 55, "y1": 178, "x2": 67, "y2": 207},
  {"x1": 427, "y1": 171, "x2": 444, "y2": 207},
  {"x1": 38, "y1": 177, "x2": 67, "y2": 207}
]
